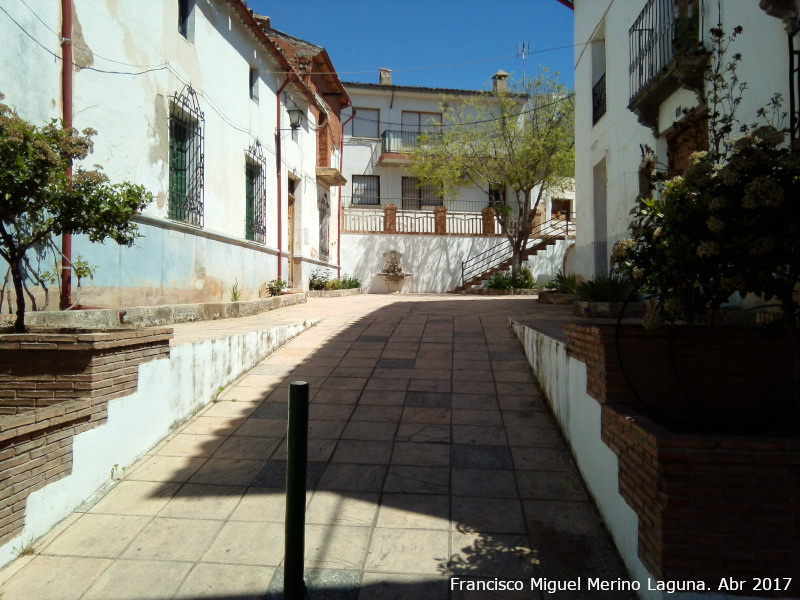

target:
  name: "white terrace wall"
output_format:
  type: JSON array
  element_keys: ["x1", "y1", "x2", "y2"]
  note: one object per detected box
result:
[
  {"x1": 340, "y1": 234, "x2": 571, "y2": 293},
  {"x1": 0, "y1": 320, "x2": 312, "y2": 570}
]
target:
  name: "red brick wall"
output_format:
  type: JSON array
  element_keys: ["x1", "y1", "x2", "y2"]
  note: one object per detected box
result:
[
  {"x1": 602, "y1": 403, "x2": 800, "y2": 597},
  {"x1": 565, "y1": 323, "x2": 793, "y2": 431},
  {"x1": 0, "y1": 329, "x2": 172, "y2": 545}
]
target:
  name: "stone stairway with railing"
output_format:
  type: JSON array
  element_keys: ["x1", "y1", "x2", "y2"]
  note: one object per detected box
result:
[{"x1": 451, "y1": 214, "x2": 574, "y2": 293}]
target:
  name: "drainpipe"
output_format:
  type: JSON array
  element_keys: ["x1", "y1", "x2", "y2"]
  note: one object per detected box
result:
[
  {"x1": 276, "y1": 78, "x2": 290, "y2": 282},
  {"x1": 338, "y1": 110, "x2": 355, "y2": 278},
  {"x1": 60, "y1": 0, "x2": 73, "y2": 309}
]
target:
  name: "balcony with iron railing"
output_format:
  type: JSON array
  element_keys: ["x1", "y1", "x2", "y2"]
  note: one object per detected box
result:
[
  {"x1": 379, "y1": 130, "x2": 442, "y2": 164},
  {"x1": 628, "y1": 0, "x2": 707, "y2": 131}
]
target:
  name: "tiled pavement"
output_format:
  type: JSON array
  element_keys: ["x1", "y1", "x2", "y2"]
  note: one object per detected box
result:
[{"x1": 0, "y1": 295, "x2": 635, "y2": 599}]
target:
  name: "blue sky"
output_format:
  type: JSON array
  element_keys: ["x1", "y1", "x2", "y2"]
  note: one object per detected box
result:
[{"x1": 249, "y1": 0, "x2": 576, "y2": 91}]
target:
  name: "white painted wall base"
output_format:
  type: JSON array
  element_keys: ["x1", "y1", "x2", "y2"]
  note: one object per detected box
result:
[
  {"x1": 0, "y1": 320, "x2": 313, "y2": 570},
  {"x1": 341, "y1": 233, "x2": 571, "y2": 293}
]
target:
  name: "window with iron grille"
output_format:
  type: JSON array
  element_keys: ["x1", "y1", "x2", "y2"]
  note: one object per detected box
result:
[
  {"x1": 169, "y1": 86, "x2": 204, "y2": 227},
  {"x1": 245, "y1": 141, "x2": 267, "y2": 244},
  {"x1": 318, "y1": 192, "x2": 330, "y2": 262},
  {"x1": 402, "y1": 177, "x2": 442, "y2": 211},
  {"x1": 352, "y1": 175, "x2": 380, "y2": 207}
]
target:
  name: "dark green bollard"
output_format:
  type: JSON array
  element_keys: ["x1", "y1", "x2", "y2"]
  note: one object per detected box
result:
[{"x1": 285, "y1": 381, "x2": 309, "y2": 599}]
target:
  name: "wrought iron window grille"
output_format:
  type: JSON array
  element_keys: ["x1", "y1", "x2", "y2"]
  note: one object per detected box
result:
[
  {"x1": 169, "y1": 86, "x2": 204, "y2": 227},
  {"x1": 592, "y1": 74, "x2": 607, "y2": 124},
  {"x1": 245, "y1": 140, "x2": 267, "y2": 244}
]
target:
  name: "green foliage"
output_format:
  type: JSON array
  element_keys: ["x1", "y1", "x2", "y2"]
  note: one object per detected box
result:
[
  {"x1": 308, "y1": 269, "x2": 329, "y2": 290},
  {"x1": 310, "y1": 269, "x2": 361, "y2": 291},
  {"x1": 612, "y1": 27, "x2": 800, "y2": 328},
  {"x1": 324, "y1": 278, "x2": 343, "y2": 291},
  {"x1": 230, "y1": 277, "x2": 241, "y2": 302},
  {"x1": 576, "y1": 272, "x2": 636, "y2": 303},
  {"x1": 340, "y1": 274, "x2": 362, "y2": 289},
  {"x1": 0, "y1": 92, "x2": 152, "y2": 331},
  {"x1": 544, "y1": 270, "x2": 578, "y2": 294},
  {"x1": 407, "y1": 71, "x2": 574, "y2": 277},
  {"x1": 266, "y1": 279, "x2": 287, "y2": 296},
  {"x1": 487, "y1": 266, "x2": 536, "y2": 290}
]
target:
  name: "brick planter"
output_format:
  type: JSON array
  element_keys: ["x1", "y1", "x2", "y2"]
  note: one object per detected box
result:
[
  {"x1": 0, "y1": 328, "x2": 172, "y2": 545},
  {"x1": 565, "y1": 323, "x2": 793, "y2": 432},
  {"x1": 602, "y1": 403, "x2": 800, "y2": 598},
  {"x1": 565, "y1": 323, "x2": 799, "y2": 597}
]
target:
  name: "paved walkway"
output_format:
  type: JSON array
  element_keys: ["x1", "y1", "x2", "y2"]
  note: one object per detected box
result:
[{"x1": 0, "y1": 295, "x2": 633, "y2": 599}]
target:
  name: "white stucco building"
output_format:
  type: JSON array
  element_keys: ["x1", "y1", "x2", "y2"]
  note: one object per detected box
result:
[
  {"x1": 339, "y1": 70, "x2": 576, "y2": 292},
  {"x1": 0, "y1": 0, "x2": 349, "y2": 307},
  {"x1": 573, "y1": 0, "x2": 795, "y2": 278}
]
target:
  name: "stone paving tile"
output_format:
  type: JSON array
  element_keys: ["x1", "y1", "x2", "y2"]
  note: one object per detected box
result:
[
  {"x1": 120, "y1": 517, "x2": 222, "y2": 562},
  {"x1": 188, "y1": 458, "x2": 265, "y2": 486},
  {"x1": 88, "y1": 481, "x2": 179, "y2": 516},
  {"x1": 341, "y1": 420, "x2": 397, "y2": 441},
  {"x1": 175, "y1": 563, "x2": 274, "y2": 599},
  {"x1": 358, "y1": 390, "x2": 406, "y2": 406},
  {"x1": 406, "y1": 378, "x2": 452, "y2": 392},
  {"x1": 391, "y1": 442, "x2": 450, "y2": 467},
  {"x1": 0, "y1": 555, "x2": 112, "y2": 600},
  {"x1": 157, "y1": 483, "x2": 245, "y2": 520},
  {"x1": 365, "y1": 528, "x2": 449, "y2": 574},
  {"x1": 375, "y1": 494, "x2": 450, "y2": 530},
  {"x1": 41, "y1": 514, "x2": 150, "y2": 558},
  {"x1": 202, "y1": 521, "x2": 286, "y2": 566},
  {"x1": 451, "y1": 468, "x2": 518, "y2": 498},
  {"x1": 0, "y1": 296, "x2": 638, "y2": 600},
  {"x1": 305, "y1": 492, "x2": 380, "y2": 527},
  {"x1": 516, "y1": 470, "x2": 591, "y2": 502},
  {"x1": 452, "y1": 379, "x2": 495, "y2": 394},
  {"x1": 452, "y1": 444, "x2": 513, "y2": 469},
  {"x1": 332, "y1": 440, "x2": 393, "y2": 464},
  {"x1": 317, "y1": 464, "x2": 387, "y2": 493},
  {"x1": 124, "y1": 455, "x2": 206, "y2": 483},
  {"x1": 83, "y1": 559, "x2": 192, "y2": 600},
  {"x1": 384, "y1": 466, "x2": 450, "y2": 495}
]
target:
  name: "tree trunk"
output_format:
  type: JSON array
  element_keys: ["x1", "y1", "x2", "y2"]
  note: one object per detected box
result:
[{"x1": 11, "y1": 257, "x2": 26, "y2": 333}]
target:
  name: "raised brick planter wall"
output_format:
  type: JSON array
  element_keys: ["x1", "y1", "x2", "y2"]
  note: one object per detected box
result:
[
  {"x1": 564, "y1": 323, "x2": 799, "y2": 597},
  {"x1": 602, "y1": 403, "x2": 800, "y2": 597},
  {"x1": 0, "y1": 329, "x2": 172, "y2": 545},
  {"x1": 565, "y1": 323, "x2": 793, "y2": 431}
]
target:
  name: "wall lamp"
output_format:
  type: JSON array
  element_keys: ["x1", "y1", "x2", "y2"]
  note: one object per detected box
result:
[{"x1": 287, "y1": 107, "x2": 303, "y2": 130}]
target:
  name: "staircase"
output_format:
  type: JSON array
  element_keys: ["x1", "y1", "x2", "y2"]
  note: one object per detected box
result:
[{"x1": 452, "y1": 215, "x2": 574, "y2": 293}]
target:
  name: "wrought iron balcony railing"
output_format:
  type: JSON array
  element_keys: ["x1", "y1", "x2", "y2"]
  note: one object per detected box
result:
[
  {"x1": 380, "y1": 130, "x2": 442, "y2": 155},
  {"x1": 628, "y1": 0, "x2": 702, "y2": 102}
]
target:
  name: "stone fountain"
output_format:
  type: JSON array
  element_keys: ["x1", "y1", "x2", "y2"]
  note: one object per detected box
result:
[{"x1": 377, "y1": 250, "x2": 412, "y2": 293}]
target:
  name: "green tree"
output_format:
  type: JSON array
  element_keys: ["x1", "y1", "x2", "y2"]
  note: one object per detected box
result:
[
  {"x1": 611, "y1": 27, "x2": 800, "y2": 419},
  {"x1": 0, "y1": 93, "x2": 152, "y2": 332},
  {"x1": 408, "y1": 71, "x2": 574, "y2": 277}
]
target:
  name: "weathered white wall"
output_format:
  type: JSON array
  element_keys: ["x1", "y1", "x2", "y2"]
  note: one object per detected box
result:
[
  {"x1": 573, "y1": 0, "x2": 792, "y2": 279},
  {"x1": 341, "y1": 233, "x2": 571, "y2": 293},
  {"x1": 0, "y1": 320, "x2": 312, "y2": 570},
  {"x1": 0, "y1": 0, "x2": 338, "y2": 305}
]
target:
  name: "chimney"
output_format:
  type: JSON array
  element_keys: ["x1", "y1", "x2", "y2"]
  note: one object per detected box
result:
[
  {"x1": 379, "y1": 68, "x2": 392, "y2": 86},
  {"x1": 492, "y1": 70, "x2": 510, "y2": 93}
]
